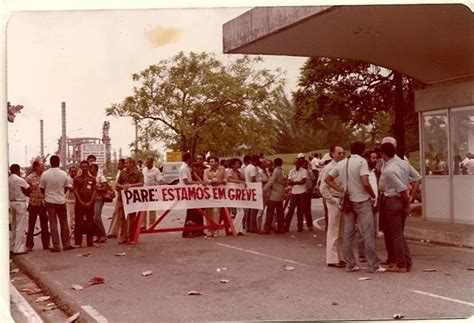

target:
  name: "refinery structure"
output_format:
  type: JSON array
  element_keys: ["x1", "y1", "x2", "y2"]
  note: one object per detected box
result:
[{"x1": 53, "y1": 102, "x2": 112, "y2": 170}]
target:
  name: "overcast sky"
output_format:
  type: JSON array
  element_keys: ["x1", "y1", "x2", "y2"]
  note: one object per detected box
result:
[{"x1": 6, "y1": 8, "x2": 307, "y2": 165}]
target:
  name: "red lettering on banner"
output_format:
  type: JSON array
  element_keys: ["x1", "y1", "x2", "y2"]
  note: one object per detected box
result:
[
  {"x1": 148, "y1": 188, "x2": 158, "y2": 202},
  {"x1": 227, "y1": 188, "x2": 235, "y2": 200},
  {"x1": 181, "y1": 187, "x2": 189, "y2": 200},
  {"x1": 212, "y1": 188, "x2": 218, "y2": 199},
  {"x1": 140, "y1": 189, "x2": 149, "y2": 202},
  {"x1": 235, "y1": 188, "x2": 242, "y2": 200},
  {"x1": 124, "y1": 190, "x2": 133, "y2": 204},
  {"x1": 133, "y1": 190, "x2": 141, "y2": 203},
  {"x1": 251, "y1": 189, "x2": 256, "y2": 201},
  {"x1": 217, "y1": 188, "x2": 226, "y2": 199},
  {"x1": 196, "y1": 187, "x2": 204, "y2": 199},
  {"x1": 204, "y1": 187, "x2": 211, "y2": 199}
]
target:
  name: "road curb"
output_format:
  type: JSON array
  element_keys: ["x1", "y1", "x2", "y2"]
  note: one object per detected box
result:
[
  {"x1": 405, "y1": 227, "x2": 474, "y2": 248},
  {"x1": 12, "y1": 255, "x2": 100, "y2": 323}
]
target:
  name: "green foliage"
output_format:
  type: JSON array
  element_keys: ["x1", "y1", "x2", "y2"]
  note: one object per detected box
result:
[
  {"x1": 293, "y1": 57, "x2": 423, "y2": 152},
  {"x1": 107, "y1": 52, "x2": 286, "y2": 156}
]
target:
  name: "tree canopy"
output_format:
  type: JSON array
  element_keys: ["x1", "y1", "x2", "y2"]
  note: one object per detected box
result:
[
  {"x1": 293, "y1": 57, "x2": 423, "y2": 153},
  {"x1": 107, "y1": 52, "x2": 286, "y2": 156}
]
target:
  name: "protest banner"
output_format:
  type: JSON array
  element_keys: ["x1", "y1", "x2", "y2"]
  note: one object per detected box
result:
[{"x1": 120, "y1": 183, "x2": 263, "y2": 215}]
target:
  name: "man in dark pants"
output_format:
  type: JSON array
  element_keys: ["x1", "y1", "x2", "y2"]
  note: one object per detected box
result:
[
  {"x1": 25, "y1": 159, "x2": 50, "y2": 251},
  {"x1": 381, "y1": 139, "x2": 421, "y2": 272},
  {"x1": 182, "y1": 153, "x2": 206, "y2": 237},
  {"x1": 284, "y1": 158, "x2": 308, "y2": 232},
  {"x1": 40, "y1": 155, "x2": 74, "y2": 252},
  {"x1": 180, "y1": 153, "x2": 204, "y2": 238},
  {"x1": 73, "y1": 160, "x2": 97, "y2": 247},
  {"x1": 264, "y1": 158, "x2": 286, "y2": 233},
  {"x1": 379, "y1": 137, "x2": 421, "y2": 266}
]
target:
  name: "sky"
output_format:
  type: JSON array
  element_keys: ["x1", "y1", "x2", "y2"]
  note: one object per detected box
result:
[{"x1": 6, "y1": 7, "x2": 307, "y2": 166}]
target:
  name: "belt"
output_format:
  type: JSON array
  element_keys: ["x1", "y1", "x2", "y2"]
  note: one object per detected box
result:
[
  {"x1": 385, "y1": 195, "x2": 401, "y2": 199},
  {"x1": 10, "y1": 199, "x2": 26, "y2": 202}
]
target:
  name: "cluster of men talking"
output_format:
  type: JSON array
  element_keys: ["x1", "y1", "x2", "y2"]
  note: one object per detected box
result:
[
  {"x1": 8, "y1": 154, "x2": 120, "y2": 253},
  {"x1": 9, "y1": 136, "x2": 421, "y2": 274}
]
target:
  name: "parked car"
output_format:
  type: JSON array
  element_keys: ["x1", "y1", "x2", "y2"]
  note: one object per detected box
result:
[{"x1": 161, "y1": 162, "x2": 183, "y2": 185}]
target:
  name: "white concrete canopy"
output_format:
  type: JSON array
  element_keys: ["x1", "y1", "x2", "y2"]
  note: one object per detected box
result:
[{"x1": 223, "y1": 4, "x2": 474, "y2": 84}]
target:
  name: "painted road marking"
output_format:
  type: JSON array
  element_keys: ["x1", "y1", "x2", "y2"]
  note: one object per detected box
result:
[
  {"x1": 216, "y1": 242, "x2": 313, "y2": 267},
  {"x1": 81, "y1": 305, "x2": 109, "y2": 322},
  {"x1": 10, "y1": 282, "x2": 44, "y2": 323},
  {"x1": 313, "y1": 216, "x2": 325, "y2": 231},
  {"x1": 411, "y1": 290, "x2": 474, "y2": 307}
]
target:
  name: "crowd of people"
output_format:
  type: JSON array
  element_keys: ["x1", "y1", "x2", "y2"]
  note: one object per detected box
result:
[{"x1": 9, "y1": 137, "x2": 422, "y2": 274}]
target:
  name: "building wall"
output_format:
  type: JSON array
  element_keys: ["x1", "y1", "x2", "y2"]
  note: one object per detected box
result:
[{"x1": 415, "y1": 76, "x2": 474, "y2": 112}]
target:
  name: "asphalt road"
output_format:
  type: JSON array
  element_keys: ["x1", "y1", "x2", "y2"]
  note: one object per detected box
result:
[{"x1": 12, "y1": 199, "x2": 474, "y2": 322}]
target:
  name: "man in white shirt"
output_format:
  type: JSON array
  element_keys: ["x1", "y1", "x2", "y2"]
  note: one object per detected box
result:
[
  {"x1": 142, "y1": 156, "x2": 164, "y2": 229},
  {"x1": 284, "y1": 158, "x2": 308, "y2": 232},
  {"x1": 326, "y1": 141, "x2": 385, "y2": 273},
  {"x1": 311, "y1": 153, "x2": 322, "y2": 181},
  {"x1": 244, "y1": 155, "x2": 260, "y2": 233},
  {"x1": 180, "y1": 152, "x2": 204, "y2": 238},
  {"x1": 40, "y1": 155, "x2": 74, "y2": 252},
  {"x1": 319, "y1": 146, "x2": 345, "y2": 267},
  {"x1": 107, "y1": 158, "x2": 125, "y2": 238},
  {"x1": 9, "y1": 164, "x2": 31, "y2": 254}
]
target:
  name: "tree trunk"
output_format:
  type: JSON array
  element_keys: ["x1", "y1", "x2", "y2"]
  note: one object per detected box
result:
[
  {"x1": 181, "y1": 135, "x2": 188, "y2": 153},
  {"x1": 393, "y1": 72, "x2": 405, "y2": 159}
]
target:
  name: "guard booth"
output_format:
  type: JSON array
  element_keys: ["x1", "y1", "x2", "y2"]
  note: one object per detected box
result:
[
  {"x1": 417, "y1": 80, "x2": 474, "y2": 224},
  {"x1": 222, "y1": 4, "x2": 474, "y2": 225}
]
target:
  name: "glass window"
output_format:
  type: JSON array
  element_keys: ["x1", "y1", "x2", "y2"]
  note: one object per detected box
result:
[
  {"x1": 451, "y1": 106, "x2": 474, "y2": 175},
  {"x1": 422, "y1": 112, "x2": 449, "y2": 176}
]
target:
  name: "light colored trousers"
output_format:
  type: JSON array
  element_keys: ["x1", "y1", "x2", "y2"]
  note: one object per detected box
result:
[
  {"x1": 233, "y1": 208, "x2": 245, "y2": 234},
  {"x1": 325, "y1": 200, "x2": 344, "y2": 264},
  {"x1": 10, "y1": 201, "x2": 28, "y2": 253},
  {"x1": 66, "y1": 201, "x2": 75, "y2": 235},
  {"x1": 108, "y1": 200, "x2": 120, "y2": 237}
]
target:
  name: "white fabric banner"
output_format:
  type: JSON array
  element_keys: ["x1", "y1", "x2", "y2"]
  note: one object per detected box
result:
[{"x1": 120, "y1": 183, "x2": 263, "y2": 214}]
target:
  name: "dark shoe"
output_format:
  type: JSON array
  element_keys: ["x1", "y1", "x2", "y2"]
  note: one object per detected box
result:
[
  {"x1": 339, "y1": 260, "x2": 346, "y2": 266},
  {"x1": 49, "y1": 248, "x2": 60, "y2": 253},
  {"x1": 297, "y1": 228, "x2": 303, "y2": 232},
  {"x1": 107, "y1": 235, "x2": 117, "y2": 239},
  {"x1": 358, "y1": 256, "x2": 367, "y2": 263},
  {"x1": 308, "y1": 227, "x2": 314, "y2": 231},
  {"x1": 26, "y1": 247, "x2": 33, "y2": 252},
  {"x1": 97, "y1": 237, "x2": 107, "y2": 243},
  {"x1": 387, "y1": 265, "x2": 408, "y2": 273},
  {"x1": 12, "y1": 251, "x2": 27, "y2": 255},
  {"x1": 63, "y1": 246, "x2": 75, "y2": 251},
  {"x1": 237, "y1": 232, "x2": 244, "y2": 236},
  {"x1": 327, "y1": 263, "x2": 345, "y2": 268}
]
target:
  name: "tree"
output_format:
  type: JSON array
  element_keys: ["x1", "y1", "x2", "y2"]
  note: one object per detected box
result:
[
  {"x1": 107, "y1": 52, "x2": 286, "y2": 156},
  {"x1": 293, "y1": 57, "x2": 423, "y2": 155},
  {"x1": 272, "y1": 94, "x2": 354, "y2": 153}
]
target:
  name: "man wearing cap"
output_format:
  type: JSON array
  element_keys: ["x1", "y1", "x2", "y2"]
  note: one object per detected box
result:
[
  {"x1": 284, "y1": 157, "x2": 308, "y2": 232},
  {"x1": 380, "y1": 137, "x2": 421, "y2": 272}
]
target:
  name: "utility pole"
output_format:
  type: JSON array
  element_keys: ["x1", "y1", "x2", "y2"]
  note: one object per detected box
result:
[
  {"x1": 61, "y1": 102, "x2": 67, "y2": 169},
  {"x1": 40, "y1": 119, "x2": 44, "y2": 157}
]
